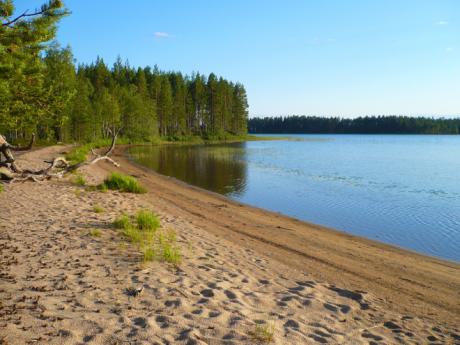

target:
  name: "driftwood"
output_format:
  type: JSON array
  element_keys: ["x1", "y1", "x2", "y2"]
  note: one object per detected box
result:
[{"x1": 0, "y1": 129, "x2": 121, "y2": 183}]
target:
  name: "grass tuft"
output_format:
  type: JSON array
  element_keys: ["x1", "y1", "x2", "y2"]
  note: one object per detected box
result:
[
  {"x1": 158, "y1": 229, "x2": 182, "y2": 265},
  {"x1": 93, "y1": 205, "x2": 104, "y2": 213},
  {"x1": 73, "y1": 174, "x2": 86, "y2": 186},
  {"x1": 142, "y1": 247, "x2": 156, "y2": 262},
  {"x1": 113, "y1": 214, "x2": 132, "y2": 230},
  {"x1": 66, "y1": 139, "x2": 118, "y2": 165},
  {"x1": 113, "y1": 210, "x2": 181, "y2": 266},
  {"x1": 250, "y1": 322, "x2": 275, "y2": 343},
  {"x1": 66, "y1": 145, "x2": 90, "y2": 165},
  {"x1": 136, "y1": 210, "x2": 160, "y2": 231},
  {"x1": 100, "y1": 172, "x2": 146, "y2": 194},
  {"x1": 0, "y1": 184, "x2": 3, "y2": 194},
  {"x1": 89, "y1": 229, "x2": 102, "y2": 237},
  {"x1": 97, "y1": 183, "x2": 108, "y2": 193}
]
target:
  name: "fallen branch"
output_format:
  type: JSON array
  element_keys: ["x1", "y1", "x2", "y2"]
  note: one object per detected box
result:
[{"x1": 0, "y1": 130, "x2": 121, "y2": 183}]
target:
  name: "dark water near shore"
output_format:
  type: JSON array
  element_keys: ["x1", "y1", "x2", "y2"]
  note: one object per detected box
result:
[{"x1": 129, "y1": 135, "x2": 460, "y2": 262}]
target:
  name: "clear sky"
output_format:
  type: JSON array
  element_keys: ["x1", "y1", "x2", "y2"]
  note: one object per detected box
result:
[{"x1": 15, "y1": 0, "x2": 460, "y2": 117}]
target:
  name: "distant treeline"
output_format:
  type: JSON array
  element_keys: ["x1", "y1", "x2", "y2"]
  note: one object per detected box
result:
[
  {"x1": 0, "y1": 1, "x2": 248, "y2": 143},
  {"x1": 249, "y1": 116, "x2": 460, "y2": 134}
]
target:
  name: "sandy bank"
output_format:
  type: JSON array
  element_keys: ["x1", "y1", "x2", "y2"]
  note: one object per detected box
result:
[
  {"x1": 114, "y1": 147, "x2": 460, "y2": 320},
  {"x1": 0, "y1": 145, "x2": 459, "y2": 344}
]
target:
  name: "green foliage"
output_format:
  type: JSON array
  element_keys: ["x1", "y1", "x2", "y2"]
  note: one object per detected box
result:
[
  {"x1": 101, "y1": 172, "x2": 146, "y2": 193},
  {"x1": 249, "y1": 115, "x2": 460, "y2": 135},
  {"x1": 0, "y1": 0, "x2": 68, "y2": 141},
  {"x1": 0, "y1": 184, "x2": 4, "y2": 194},
  {"x1": 0, "y1": 1, "x2": 249, "y2": 144}
]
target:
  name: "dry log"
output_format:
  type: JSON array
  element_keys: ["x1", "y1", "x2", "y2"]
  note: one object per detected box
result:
[{"x1": 0, "y1": 130, "x2": 120, "y2": 183}]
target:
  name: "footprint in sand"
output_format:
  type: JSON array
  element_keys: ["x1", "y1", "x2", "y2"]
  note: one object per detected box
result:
[
  {"x1": 200, "y1": 289, "x2": 214, "y2": 298},
  {"x1": 208, "y1": 310, "x2": 221, "y2": 317},
  {"x1": 133, "y1": 317, "x2": 147, "y2": 328},
  {"x1": 284, "y1": 319, "x2": 300, "y2": 329},
  {"x1": 224, "y1": 289, "x2": 237, "y2": 300},
  {"x1": 155, "y1": 315, "x2": 170, "y2": 328},
  {"x1": 362, "y1": 331, "x2": 384, "y2": 341},
  {"x1": 164, "y1": 299, "x2": 181, "y2": 308}
]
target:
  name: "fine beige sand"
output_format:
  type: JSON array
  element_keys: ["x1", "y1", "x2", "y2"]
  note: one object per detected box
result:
[{"x1": 1, "y1": 145, "x2": 459, "y2": 345}]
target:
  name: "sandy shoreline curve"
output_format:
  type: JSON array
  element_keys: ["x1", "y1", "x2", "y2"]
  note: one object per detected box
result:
[{"x1": 1, "y1": 145, "x2": 459, "y2": 344}]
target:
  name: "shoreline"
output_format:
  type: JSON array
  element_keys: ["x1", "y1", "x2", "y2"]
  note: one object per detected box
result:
[
  {"x1": 110, "y1": 146, "x2": 460, "y2": 324},
  {"x1": 126, "y1": 143, "x2": 458, "y2": 265},
  {"x1": 1, "y1": 145, "x2": 459, "y2": 344}
]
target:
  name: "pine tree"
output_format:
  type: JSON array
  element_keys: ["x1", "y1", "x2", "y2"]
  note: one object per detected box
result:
[
  {"x1": 43, "y1": 45, "x2": 76, "y2": 141},
  {"x1": 157, "y1": 76, "x2": 173, "y2": 136},
  {"x1": 70, "y1": 72, "x2": 94, "y2": 141},
  {"x1": 0, "y1": 0, "x2": 67, "y2": 140}
]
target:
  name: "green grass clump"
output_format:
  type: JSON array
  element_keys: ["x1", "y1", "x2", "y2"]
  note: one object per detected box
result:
[
  {"x1": 0, "y1": 184, "x2": 4, "y2": 194},
  {"x1": 66, "y1": 145, "x2": 90, "y2": 165},
  {"x1": 113, "y1": 212, "x2": 157, "y2": 246},
  {"x1": 100, "y1": 172, "x2": 146, "y2": 194},
  {"x1": 89, "y1": 229, "x2": 102, "y2": 237},
  {"x1": 113, "y1": 210, "x2": 181, "y2": 266},
  {"x1": 113, "y1": 214, "x2": 132, "y2": 230},
  {"x1": 250, "y1": 322, "x2": 275, "y2": 343},
  {"x1": 97, "y1": 183, "x2": 108, "y2": 193},
  {"x1": 74, "y1": 174, "x2": 86, "y2": 186},
  {"x1": 122, "y1": 225, "x2": 146, "y2": 245},
  {"x1": 93, "y1": 205, "x2": 104, "y2": 213},
  {"x1": 136, "y1": 210, "x2": 160, "y2": 231},
  {"x1": 158, "y1": 229, "x2": 182, "y2": 265},
  {"x1": 142, "y1": 247, "x2": 156, "y2": 262},
  {"x1": 65, "y1": 139, "x2": 117, "y2": 165}
]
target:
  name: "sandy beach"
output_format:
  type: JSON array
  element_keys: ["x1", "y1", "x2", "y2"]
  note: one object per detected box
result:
[{"x1": 1, "y1": 145, "x2": 459, "y2": 345}]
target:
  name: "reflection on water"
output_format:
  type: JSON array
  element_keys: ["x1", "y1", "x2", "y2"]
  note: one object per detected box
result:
[
  {"x1": 129, "y1": 143, "x2": 248, "y2": 197},
  {"x1": 129, "y1": 135, "x2": 460, "y2": 263}
]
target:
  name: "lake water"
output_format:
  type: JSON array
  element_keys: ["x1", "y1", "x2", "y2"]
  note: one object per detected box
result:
[{"x1": 128, "y1": 135, "x2": 460, "y2": 262}]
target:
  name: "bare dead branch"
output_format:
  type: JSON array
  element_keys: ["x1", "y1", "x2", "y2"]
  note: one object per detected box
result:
[
  {"x1": 0, "y1": 131, "x2": 120, "y2": 183},
  {"x1": 8, "y1": 134, "x2": 36, "y2": 151}
]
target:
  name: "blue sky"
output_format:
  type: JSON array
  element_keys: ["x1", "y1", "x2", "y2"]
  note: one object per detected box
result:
[{"x1": 16, "y1": 0, "x2": 460, "y2": 117}]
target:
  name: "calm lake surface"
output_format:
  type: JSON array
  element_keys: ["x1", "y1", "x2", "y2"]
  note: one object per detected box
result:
[{"x1": 129, "y1": 135, "x2": 460, "y2": 262}]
